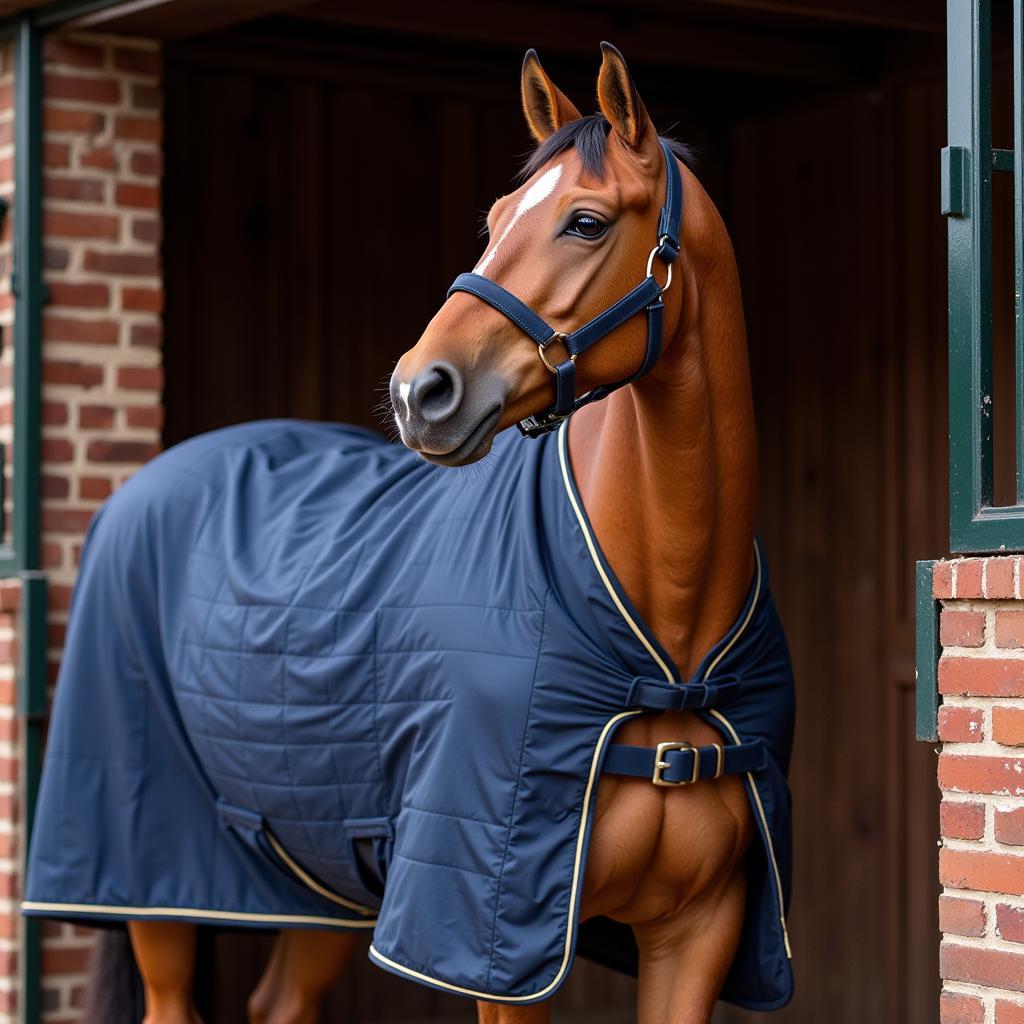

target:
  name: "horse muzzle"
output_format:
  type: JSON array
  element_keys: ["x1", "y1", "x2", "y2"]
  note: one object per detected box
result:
[{"x1": 391, "y1": 361, "x2": 507, "y2": 466}]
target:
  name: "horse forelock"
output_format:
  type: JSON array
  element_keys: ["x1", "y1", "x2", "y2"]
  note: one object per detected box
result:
[{"x1": 518, "y1": 114, "x2": 698, "y2": 183}]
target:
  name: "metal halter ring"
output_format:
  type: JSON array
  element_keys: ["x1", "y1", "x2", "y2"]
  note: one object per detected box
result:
[
  {"x1": 538, "y1": 332, "x2": 575, "y2": 374},
  {"x1": 645, "y1": 238, "x2": 674, "y2": 295}
]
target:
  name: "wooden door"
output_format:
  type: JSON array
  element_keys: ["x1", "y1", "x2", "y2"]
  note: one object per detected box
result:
[{"x1": 162, "y1": 20, "x2": 946, "y2": 1023}]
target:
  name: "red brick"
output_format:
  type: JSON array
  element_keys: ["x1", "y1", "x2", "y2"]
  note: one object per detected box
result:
[
  {"x1": 44, "y1": 176, "x2": 104, "y2": 203},
  {"x1": 48, "y1": 586, "x2": 73, "y2": 614},
  {"x1": 44, "y1": 38, "x2": 104, "y2": 68},
  {"x1": 115, "y1": 115, "x2": 161, "y2": 143},
  {"x1": 130, "y1": 322, "x2": 161, "y2": 347},
  {"x1": 942, "y1": 610, "x2": 987, "y2": 648},
  {"x1": 940, "y1": 657, "x2": 1024, "y2": 697},
  {"x1": 940, "y1": 753, "x2": 1024, "y2": 796},
  {"x1": 41, "y1": 945, "x2": 90, "y2": 974},
  {"x1": 44, "y1": 315, "x2": 117, "y2": 345},
  {"x1": 83, "y1": 249, "x2": 157, "y2": 276},
  {"x1": 940, "y1": 895, "x2": 987, "y2": 937},
  {"x1": 86, "y1": 440, "x2": 159, "y2": 464},
  {"x1": 43, "y1": 141, "x2": 70, "y2": 168},
  {"x1": 998, "y1": 612, "x2": 1024, "y2": 649},
  {"x1": 41, "y1": 401, "x2": 67, "y2": 426},
  {"x1": 41, "y1": 543, "x2": 63, "y2": 569},
  {"x1": 129, "y1": 148, "x2": 161, "y2": 178},
  {"x1": 113, "y1": 47, "x2": 161, "y2": 76},
  {"x1": 42, "y1": 438, "x2": 73, "y2": 463},
  {"x1": 998, "y1": 903, "x2": 1024, "y2": 943},
  {"x1": 43, "y1": 107, "x2": 104, "y2": 135},
  {"x1": 48, "y1": 620, "x2": 66, "y2": 647},
  {"x1": 957, "y1": 560, "x2": 985, "y2": 598},
  {"x1": 131, "y1": 217, "x2": 160, "y2": 244},
  {"x1": 939, "y1": 705, "x2": 985, "y2": 743},
  {"x1": 131, "y1": 83, "x2": 160, "y2": 112},
  {"x1": 44, "y1": 210, "x2": 118, "y2": 241},
  {"x1": 125, "y1": 405, "x2": 162, "y2": 429},
  {"x1": 46, "y1": 282, "x2": 111, "y2": 310},
  {"x1": 998, "y1": 1000, "x2": 1024, "y2": 1024},
  {"x1": 941, "y1": 847, "x2": 1024, "y2": 895},
  {"x1": 0, "y1": 587, "x2": 20, "y2": 613},
  {"x1": 79, "y1": 476, "x2": 111, "y2": 501},
  {"x1": 117, "y1": 365, "x2": 162, "y2": 391},
  {"x1": 78, "y1": 404, "x2": 113, "y2": 429},
  {"x1": 44, "y1": 359, "x2": 102, "y2": 388},
  {"x1": 115, "y1": 182, "x2": 159, "y2": 209},
  {"x1": 998, "y1": 808, "x2": 1024, "y2": 846},
  {"x1": 45, "y1": 73, "x2": 120, "y2": 105},
  {"x1": 122, "y1": 286, "x2": 162, "y2": 312},
  {"x1": 944, "y1": 823, "x2": 979, "y2": 871},
  {"x1": 41, "y1": 474, "x2": 69, "y2": 499},
  {"x1": 995, "y1": 707, "x2": 1024, "y2": 746},
  {"x1": 79, "y1": 146, "x2": 117, "y2": 172},
  {"x1": 988, "y1": 558, "x2": 1018, "y2": 598},
  {"x1": 41, "y1": 507, "x2": 94, "y2": 533},
  {"x1": 44, "y1": 246, "x2": 70, "y2": 271},
  {"x1": 943, "y1": 941, "x2": 1024, "y2": 991}
]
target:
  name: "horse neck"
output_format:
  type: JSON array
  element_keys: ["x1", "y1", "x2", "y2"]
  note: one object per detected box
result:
[{"x1": 567, "y1": 190, "x2": 757, "y2": 678}]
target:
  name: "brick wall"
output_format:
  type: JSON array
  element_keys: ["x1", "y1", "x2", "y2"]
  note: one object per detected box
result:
[
  {"x1": 32, "y1": 32, "x2": 162, "y2": 1024},
  {"x1": 936, "y1": 557, "x2": 1024, "y2": 1024}
]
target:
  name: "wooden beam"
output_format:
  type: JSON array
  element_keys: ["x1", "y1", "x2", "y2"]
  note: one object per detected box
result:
[
  {"x1": 60, "y1": 0, "x2": 318, "y2": 37},
  {"x1": 292, "y1": 0, "x2": 875, "y2": 83},
  {"x1": 685, "y1": 0, "x2": 944, "y2": 33}
]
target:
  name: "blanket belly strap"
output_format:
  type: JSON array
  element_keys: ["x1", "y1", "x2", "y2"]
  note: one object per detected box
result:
[
  {"x1": 603, "y1": 739, "x2": 765, "y2": 787},
  {"x1": 626, "y1": 675, "x2": 740, "y2": 710}
]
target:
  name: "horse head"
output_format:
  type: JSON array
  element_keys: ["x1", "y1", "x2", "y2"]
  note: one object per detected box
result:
[{"x1": 391, "y1": 43, "x2": 685, "y2": 465}]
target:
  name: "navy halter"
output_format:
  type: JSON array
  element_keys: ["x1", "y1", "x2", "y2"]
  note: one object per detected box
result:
[{"x1": 447, "y1": 140, "x2": 684, "y2": 438}]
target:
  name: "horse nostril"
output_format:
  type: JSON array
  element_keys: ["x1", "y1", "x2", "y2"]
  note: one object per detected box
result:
[{"x1": 411, "y1": 362, "x2": 464, "y2": 424}]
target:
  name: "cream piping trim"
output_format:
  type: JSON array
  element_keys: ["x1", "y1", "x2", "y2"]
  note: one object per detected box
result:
[
  {"x1": 21, "y1": 900, "x2": 377, "y2": 929},
  {"x1": 708, "y1": 709, "x2": 792, "y2": 959},
  {"x1": 556, "y1": 423, "x2": 674, "y2": 684},
  {"x1": 265, "y1": 829, "x2": 377, "y2": 916},
  {"x1": 369, "y1": 709, "x2": 641, "y2": 1002},
  {"x1": 704, "y1": 542, "x2": 762, "y2": 682},
  {"x1": 559, "y1": 423, "x2": 790, "y2": 961}
]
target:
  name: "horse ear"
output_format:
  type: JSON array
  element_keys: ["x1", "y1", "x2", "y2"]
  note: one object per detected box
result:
[
  {"x1": 521, "y1": 49, "x2": 582, "y2": 143},
  {"x1": 596, "y1": 42, "x2": 654, "y2": 152}
]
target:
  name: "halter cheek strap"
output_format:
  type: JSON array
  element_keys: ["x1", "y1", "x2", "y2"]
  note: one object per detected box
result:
[{"x1": 446, "y1": 140, "x2": 684, "y2": 438}]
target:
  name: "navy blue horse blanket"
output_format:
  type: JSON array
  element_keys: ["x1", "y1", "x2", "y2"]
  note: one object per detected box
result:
[{"x1": 24, "y1": 419, "x2": 795, "y2": 1009}]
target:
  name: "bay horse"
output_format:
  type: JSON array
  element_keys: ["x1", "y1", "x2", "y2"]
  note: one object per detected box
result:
[{"x1": 27, "y1": 44, "x2": 793, "y2": 1024}]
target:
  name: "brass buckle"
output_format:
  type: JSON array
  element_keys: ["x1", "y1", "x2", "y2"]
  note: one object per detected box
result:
[
  {"x1": 652, "y1": 741, "x2": 699, "y2": 787},
  {"x1": 538, "y1": 332, "x2": 574, "y2": 374},
  {"x1": 711, "y1": 743, "x2": 724, "y2": 780}
]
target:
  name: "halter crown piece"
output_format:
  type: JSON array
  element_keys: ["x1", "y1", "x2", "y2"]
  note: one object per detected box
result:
[{"x1": 447, "y1": 140, "x2": 684, "y2": 438}]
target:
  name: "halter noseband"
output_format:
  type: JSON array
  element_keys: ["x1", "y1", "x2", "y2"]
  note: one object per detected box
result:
[{"x1": 447, "y1": 140, "x2": 683, "y2": 438}]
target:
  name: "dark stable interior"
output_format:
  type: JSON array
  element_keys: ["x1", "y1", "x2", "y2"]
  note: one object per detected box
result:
[{"x1": 156, "y1": 3, "x2": 969, "y2": 1020}]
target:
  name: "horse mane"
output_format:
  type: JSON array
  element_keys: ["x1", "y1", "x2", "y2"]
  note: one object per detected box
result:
[{"x1": 518, "y1": 114, "x2": 698, "y2": 182}]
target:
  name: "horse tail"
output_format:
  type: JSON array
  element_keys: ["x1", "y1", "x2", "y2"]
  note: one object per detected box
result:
[{"x1": 83, "y1": 929, "x2": 145, "y2": 1024}]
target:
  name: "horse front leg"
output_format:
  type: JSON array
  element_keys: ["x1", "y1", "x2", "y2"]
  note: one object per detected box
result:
[
  {"x1": 476, "y1": 1000, "x2": 550, "y2": 1024},
  {"x1": 127, "y1": 920, "x2": 202, "y2": 1024},
  {"x1": 247, "y1": 929, "x2": 359, "y2": 1024}
]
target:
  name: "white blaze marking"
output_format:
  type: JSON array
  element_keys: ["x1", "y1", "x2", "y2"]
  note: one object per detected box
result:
[
  {"x1": 474, "y1": 163, "x2": 563, "y2": 277},
  {"x1": 398, "y1": 381, "x2": 411, "y2": 420}
]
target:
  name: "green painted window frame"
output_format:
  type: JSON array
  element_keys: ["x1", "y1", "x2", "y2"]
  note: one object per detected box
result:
[{"x1": 947, "y1": 0, "x2": 1024, "y2": 551}]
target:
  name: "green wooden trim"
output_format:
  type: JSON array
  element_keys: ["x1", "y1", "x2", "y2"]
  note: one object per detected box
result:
[
  {"x1": 13, "y1": 16, "x2": 41, "y2": 575},
  {"x1": 915, "y1": 560, "x2": 941, "y2": 743},
  {"x1": 994, "y1": 147, "x2": 1015, "y2": 172},
  {"x1": 942, "y1": 145, "x2": 969, "y2": 215},
  {"x1": 12, "y1": 19, "x2": 43, "y2": 1024}
]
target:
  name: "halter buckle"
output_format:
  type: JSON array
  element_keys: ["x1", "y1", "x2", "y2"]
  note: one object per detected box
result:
[
  {"x1": 645, "y1": 239, "x2": 674, "y2": 296},
  {"x1": 538, "y1": 332, "x2": 575, "y2": 374},
  {"x1": 652, "y1": 741, "x2": 699, "y2": 787}
]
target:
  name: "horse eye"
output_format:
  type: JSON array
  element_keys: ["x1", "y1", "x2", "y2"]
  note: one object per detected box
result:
[{"x1": 565, "y1": 214, "x2": 607, "y2": 239}]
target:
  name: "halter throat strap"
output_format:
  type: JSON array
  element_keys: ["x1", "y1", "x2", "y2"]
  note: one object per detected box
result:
[{"x1": 446, "y1": 140, "x2": 684, "y2": 438}]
